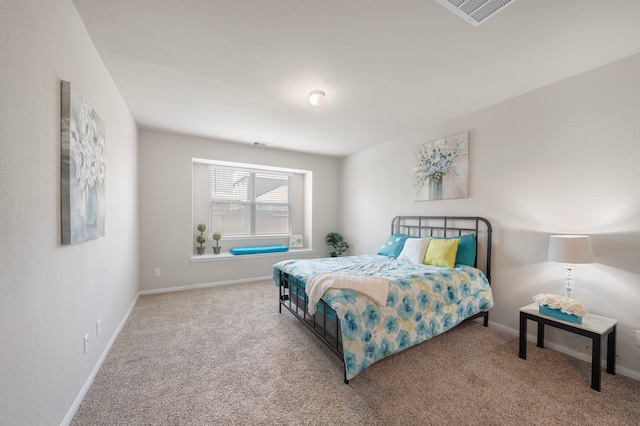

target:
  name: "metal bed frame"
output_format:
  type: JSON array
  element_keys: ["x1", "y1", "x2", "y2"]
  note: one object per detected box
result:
[{"x1": 277, "y1": 215, "x2": 493, "y2": 384}]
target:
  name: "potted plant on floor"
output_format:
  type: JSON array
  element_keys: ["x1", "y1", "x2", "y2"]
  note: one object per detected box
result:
[
  {"x1": 212, "y1": 231, "x2": 222, "y2": 254},
  {"x1": 196, "y1": 223, "x2": 207, "y2": 255},
  {"x1": 325, "y1": 232, "x2": 349, "y2": 257}
]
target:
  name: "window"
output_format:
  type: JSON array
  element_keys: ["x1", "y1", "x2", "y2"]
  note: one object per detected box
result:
[
  {"x1": 192, "y1": 158, "x2": 309, "y2": 253},
  {"x1": 209, "y1": 166, "x2": 290, "y2": 236}
]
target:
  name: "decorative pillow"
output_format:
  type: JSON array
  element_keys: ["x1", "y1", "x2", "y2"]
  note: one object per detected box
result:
[
  {"x1": 397, "y1": 238, "x2": 430, "y2": 264},
  {"x1": 432, "y1": 234, "x2": 476, "y2": 266},
  {"x1": 377, "y1": 233, "x2": 410, "y2": 258},
  {"x1": 423, "y1": 238, "x2": 460, "y2": 268}
]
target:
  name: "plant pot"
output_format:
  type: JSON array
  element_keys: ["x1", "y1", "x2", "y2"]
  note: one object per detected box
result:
[
  {"x1": 196, "y1": 247, "x2": 205, "y2": 255},
  {"x1": 212, "y1": 246, "x2": 221, "y2": 255}
]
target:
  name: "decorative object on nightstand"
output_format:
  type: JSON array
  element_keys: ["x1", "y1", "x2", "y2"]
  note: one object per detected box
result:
[
  {"x1": 548, "y1": 235, "x2": 594, "y2": 298},
  {"x1": 532, "y1": 293, "x2": 588, "y2": 324},
  {"x1": 289, "y1": 234, "x2": 303, "y2": 249}
]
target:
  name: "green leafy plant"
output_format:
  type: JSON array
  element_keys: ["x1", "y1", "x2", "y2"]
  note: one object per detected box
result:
[
  {"x1": 325, "y1": 232, "x2": 349, "y2": 257},
  {"x1": 196, "y1": 223, "x2": 207, "y2": 255}
]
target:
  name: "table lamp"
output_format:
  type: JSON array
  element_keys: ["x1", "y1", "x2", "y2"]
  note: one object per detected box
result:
[{"x1": 548, "y1": 235, "x2": 594, "y2": 299}]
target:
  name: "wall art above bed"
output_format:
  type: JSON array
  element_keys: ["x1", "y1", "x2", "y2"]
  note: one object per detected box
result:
[
  {"x1": 60, "y1": 80, "x2": 106, "y2": 244},
  {"x1": 413, "y1": 131, "x2": 469, "y2": 201}
]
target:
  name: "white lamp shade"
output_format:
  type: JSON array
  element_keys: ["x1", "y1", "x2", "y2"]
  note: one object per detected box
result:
[{"x1": 548, "y1": 235, "x2": 594, "y2": 264}]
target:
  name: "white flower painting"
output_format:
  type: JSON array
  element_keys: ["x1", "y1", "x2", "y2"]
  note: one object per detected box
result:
[
  {"x1": 61, "y1": 81, "x2": 105, "y2": 244},
  {"x1": 413, "y1": 131, "x2": 469, "y2": 201}
]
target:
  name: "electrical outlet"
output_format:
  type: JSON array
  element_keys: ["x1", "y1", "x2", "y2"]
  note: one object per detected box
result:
[
  {"x1": 636, "y1": 330, "x2": 640, "y2": 347},
  {"x1": 154, "y1": 268, "x2": 161, "y2": 277},
  {"x1": 84, "y1": 334, "x2": 90, "y2": 354},
  {"x1": 96, "y1": 319, "x2": 101, "y2": 338}
]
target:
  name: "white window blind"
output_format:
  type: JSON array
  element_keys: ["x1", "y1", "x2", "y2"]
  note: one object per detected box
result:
[{"x1": 210, "y1": 166, "x2": 290, "y2": 236}]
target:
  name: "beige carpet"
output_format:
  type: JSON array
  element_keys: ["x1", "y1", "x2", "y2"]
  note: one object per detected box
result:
[{"x1": 72, "y1": 280, "x2": 640, "y2": 425}]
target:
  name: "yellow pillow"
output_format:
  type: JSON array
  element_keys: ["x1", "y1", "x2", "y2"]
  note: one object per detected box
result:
[{"x1": 423, "y1": 238, "x2": 460, "y2": 268}]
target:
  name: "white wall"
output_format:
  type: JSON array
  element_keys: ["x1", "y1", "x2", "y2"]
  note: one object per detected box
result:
[
  {"x1": 138, "y1": 130, "x2": 340, "y2": 292},
  {"x1": 0, "y1": 1, "x2": 139, "y2": 424},
  {"x1": 340, "y1": 53, "x2": 640, "y2": 377}
]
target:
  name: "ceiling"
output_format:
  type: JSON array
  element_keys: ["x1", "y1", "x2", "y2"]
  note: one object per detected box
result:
[{"x1": 71, "y1": 0, "x2": 640, "y2": 157}]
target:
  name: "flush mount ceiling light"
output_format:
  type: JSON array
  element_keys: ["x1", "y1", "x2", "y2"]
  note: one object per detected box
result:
[{"x1": 308, "y1": 90, "x2": 326, "y2": 107}]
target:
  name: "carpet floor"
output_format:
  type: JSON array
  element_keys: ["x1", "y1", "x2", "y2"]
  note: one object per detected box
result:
[{"x1": 71, "y1": 280, "x2": 640, "y2": 425}]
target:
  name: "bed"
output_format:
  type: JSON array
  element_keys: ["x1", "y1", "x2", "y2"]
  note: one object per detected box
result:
[{"x1": 273, "y1": 216, "x2": 493, "y2": 383}]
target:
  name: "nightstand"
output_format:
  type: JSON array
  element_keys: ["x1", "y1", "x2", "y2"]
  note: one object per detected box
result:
[{"x1": 518, "y1": 302, "x2": 617, "y2": 391}]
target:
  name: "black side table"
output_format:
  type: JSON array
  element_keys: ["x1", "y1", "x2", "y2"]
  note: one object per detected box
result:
[{"x1": 519, "y1": 302, "x2": 617, "y2": 391}]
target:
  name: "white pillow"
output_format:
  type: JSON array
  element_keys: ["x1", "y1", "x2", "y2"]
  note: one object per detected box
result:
[{"x1": 397, "y1": 238, "x2": 430, "y2": 264}]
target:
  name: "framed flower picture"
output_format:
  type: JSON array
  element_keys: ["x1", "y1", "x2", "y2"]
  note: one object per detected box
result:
[
  {"x1": 289, "y1": 234, "x2": 303, "y2": 248},
  {"x1": 60, "y1": 80, "x2": 106, "y2": 244},
  {"x1": 413, "y1": 131, "x2": 469, "y2": 201}
]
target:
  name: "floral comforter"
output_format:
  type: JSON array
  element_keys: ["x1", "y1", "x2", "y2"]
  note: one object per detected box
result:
[{"x1": 273, "y1": 255, "x2": 493, "y2": 380}]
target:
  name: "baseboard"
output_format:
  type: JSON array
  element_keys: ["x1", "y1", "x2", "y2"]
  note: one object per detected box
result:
[
  {"x1": 139, "y1": 276, "x2": 272, "y2": 295},
  {"x1": 60, "y1": 293, "x2": 139, "y2": 426},
  {"x1": 488, "y1": 321, "x2": 640, "y2": 381}
]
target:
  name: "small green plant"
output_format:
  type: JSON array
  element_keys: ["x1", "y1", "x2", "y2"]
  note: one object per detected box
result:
[
  {"x1": 325, "y1": 232, "x2": 349, "y2": 257},
  {"x1": 196, "y1": 223, "x2": 207, "y2": 255},
  {"x1": 212, "y1": 231, "x2": 222, "y2": 254}
]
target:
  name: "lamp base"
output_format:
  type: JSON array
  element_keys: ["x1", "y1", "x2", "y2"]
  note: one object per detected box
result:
[{"x1": 563, "y1": 263, "x2": 574, "y2": 299}]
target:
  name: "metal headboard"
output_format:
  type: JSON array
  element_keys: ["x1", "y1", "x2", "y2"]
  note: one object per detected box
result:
[{"x1": 390, "y1": 216, "x2": 492, "y2": 283}]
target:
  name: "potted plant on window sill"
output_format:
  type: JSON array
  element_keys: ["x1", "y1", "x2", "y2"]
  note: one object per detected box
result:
[
  {"x1": 196, "y1": 223, "x2": 207, "y2": 255},
  {"x1": 212, "y1": 231, "x2": 222, "y2": 254}
]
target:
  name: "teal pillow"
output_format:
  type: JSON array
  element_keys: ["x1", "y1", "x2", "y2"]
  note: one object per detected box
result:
[
  {"x1": 377, "y1": 233, "x2": 410, "y2": 258},
  {"x1": 433, "y1": 234, "x2": 476, "y2": 266}
]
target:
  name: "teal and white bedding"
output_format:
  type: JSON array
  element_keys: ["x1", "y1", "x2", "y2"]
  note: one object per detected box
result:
[{"x1": 273, "y1": 255, "x2": 493, "y2": 380}]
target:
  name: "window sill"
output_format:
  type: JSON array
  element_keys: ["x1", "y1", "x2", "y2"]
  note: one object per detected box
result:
[{"x1": 190, "y1": 248, "x2": 313, "y2": 262}]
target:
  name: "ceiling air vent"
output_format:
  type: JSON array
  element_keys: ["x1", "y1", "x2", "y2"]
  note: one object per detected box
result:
[
  {"x1": 251, "y1": 141, "x2": 274, "y2": 148},
  {"x1": 435, "y1": 0, "x2": 517, "y2": 26}
]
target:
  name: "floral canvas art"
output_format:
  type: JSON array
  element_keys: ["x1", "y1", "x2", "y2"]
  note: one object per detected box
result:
[
  {"x1": 413, "y1": 131, "x2": 469, "y2": 201},
  {"x1": 60, "y1": 81, "x2": 105, "y2": 244}
]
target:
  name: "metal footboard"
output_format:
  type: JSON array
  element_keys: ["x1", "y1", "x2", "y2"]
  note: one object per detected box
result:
[{"x1": 278, "y1": 271, "x2": 348, "y2": 383}]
